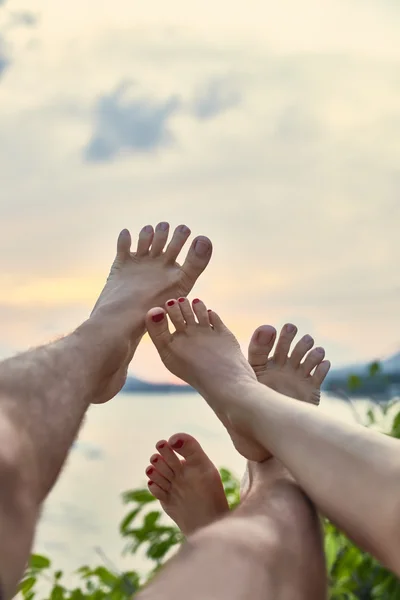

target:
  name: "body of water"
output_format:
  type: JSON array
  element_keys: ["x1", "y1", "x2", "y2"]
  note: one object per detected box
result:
[{"x1": 33, "y1": 391, "x2": 371, "y2": 583}]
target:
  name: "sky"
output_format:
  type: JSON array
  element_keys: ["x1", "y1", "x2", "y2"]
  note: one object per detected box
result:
[{"x1": 1, "y1": 0, "x2": 399, "y2": 381}]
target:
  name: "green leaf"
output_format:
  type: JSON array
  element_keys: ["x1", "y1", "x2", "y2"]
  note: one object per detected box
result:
[
  {"x1": 119, "y1": 508, "x2": 141, "y2": 533},
  {"x1": 369, "y1": 361, "x2": 381, "y2": 377},
  {"x1": 19, "y1": 576, "x2": 36, "y2": 595},
  {"x1": 143, "y1": 511, "x2": 161, "y2": 530},
  {"x1": 29, "y1": 554, "x2": 51, "y2": 570},
  {"x1": 147, "y1": 539, "x2": 176, "y2": 561},
  {"x1": 366, "y1": 408, "x2": 376, "y2": 425},
  {"x1": 92, "y1": 566, "x2": 118, "y2": 587},
  {"x1": 122, "y1": 489, "x2": 156, "y2": 505},
  {"x1": 324, "y1": 533, "x2": 340, "y2": 574},
  {"x1": 50, "y1": 585, "x2": 65, "y2": 600},
  {"x1": 347, "y1": 374, "x2": 361, "y2": 391},
  {"x1": 391, "y1": 411, "x2": 400, "y2": 438},
  {"x1": 75, "y1": 565, "x2": 92, "y2": 578}
]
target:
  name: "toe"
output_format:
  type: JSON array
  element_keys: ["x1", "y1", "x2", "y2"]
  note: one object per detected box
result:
[
  {"x1": 192, "y1": 298, "x2": 210, "y2": 327},
  {"x1": 145, "y1": 309, "x2": 173, "y2": 353},
  {"x1": 136, "y1": 225, "x2": 154, "y2": 256},
  {"x1": 177, "y1": 297, "x2": 196, "y2": 326},
  {"x1": 150, "y1": 222, "x2": 170, "y2": 257},
  {"x1": 208, "y1": 310, "x2": 227, "y2": 333},
  {"x1": 150, "y1": 454, "x2": 174, "y2": 481},
  {"x1": 180, "y1": 236, "x2": 213, "y2": 295},
  {"x1": 168, "y1": 433, "x2": 213, "y2": 466},
  {"x1": 116, "y1": 229, "x2": 132, "y2": 259},
  {"x1": 164, "y1": 225, "x2": 191, "y2": 264},
  {"x1": 146, "y1": 465, "x2": 171, "y2": 492},
  {"x1": 313, "y1": 359, "x2": 331, "y2": 387},
  {"x1": 289, "y1": 334, "x2": 314, "y2": 368},
  {"x1": 166, "y1": 299, "x2": 186, "y2": 331},
  {"x1": 302, "y1": 347, "x2": 325, "y2": 376},
  {"x1": 248, "y1": 325, "x2": 277, "y2": 369},
  {"x1": 148, "y1": 481, "x2": 169, "y2": 502},
  {"x1": 273, "y1": 324, "x2": 298, "y2": 366},
  {"x1": 156, "y1": 440, "x2": 182, "y2": 472}
]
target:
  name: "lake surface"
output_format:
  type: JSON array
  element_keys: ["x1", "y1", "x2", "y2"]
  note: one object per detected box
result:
[{"x1": 33, "y1": 391, "x2": 371, "y2": 584}]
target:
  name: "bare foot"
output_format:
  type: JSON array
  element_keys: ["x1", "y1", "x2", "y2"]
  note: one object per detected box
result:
[
  {"x1": 89, "y1": 223, "x2": 212, "y2": 402},
  {"x1": 244, "y1": 323, "x2": 331, "y2": 461},
  {"x1": 248, "y1": 324, "x2": 330, "y2": 406},
  {"x1": 145, "y1": 299, "x2": 330, "y2": 461},
  {"x1": 146, "y1": 297, "x2": 266, "y2": 460},
  {"x1": 145, "y1": 433, "x2": 229, "y2": 535}
]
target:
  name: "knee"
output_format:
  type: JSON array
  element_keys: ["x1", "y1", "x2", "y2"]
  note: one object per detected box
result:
[{"x1": 189, "y1": 515, "x2": 284, "y2": 566}]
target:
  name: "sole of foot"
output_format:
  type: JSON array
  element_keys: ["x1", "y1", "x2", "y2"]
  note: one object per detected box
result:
[{"x1": 146, "y1": 433, "x2": 229, "y2": 535}]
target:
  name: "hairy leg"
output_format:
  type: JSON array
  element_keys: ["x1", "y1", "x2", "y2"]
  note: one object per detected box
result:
[
  {"x1": 0, "y1": 223, "x2": 212, "y2": 598},
  {"x1": 138, "y1": 458, "x2": 327, "y2": 600}
]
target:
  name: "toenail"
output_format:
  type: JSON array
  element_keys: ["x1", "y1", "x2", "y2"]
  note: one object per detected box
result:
[
  {"x1": 152, "y1": 313, "x2": 165, "y2": 323},
  {"x1": 285, "y1": 324, "x2": 296, "y2": 333},
  {"x1": 304, "y1": 335, "x2": 313, "y2": 344},
  {"x1": 194, "y1": 238, "x2": 210, "y2": 256},
  {"x1": 172, "y1": 439, "x2": 184, "y2": 449},
  {"x1": 207, "y1": 309, "x2": 212, "y2": 312},
  {"x1": 178, "y1": 297, "x2": 185, "y2": 303},
  {"x1": 316, "y1": 347, "x2": 324, "y2": 353},
  {"x1": 167, "y1": 300, "x2": 175, "y2": 306},
  {"x1": 157, "y1": 442, "x2": 165, "y2": 449},
  {"x1": 143, "y1": 225, "x2": 153, "y2": 233},
  {"x1": 192, "y1": 298, "x2": 200, "y2": 304},
  {"x1": 146, "y1": 468, "x2": 154, "y2": 475},
  {"x1": 178, "y1": 224, "x2": 190, "y2": 234},
  {"x1": 148, "y1": 481, "x2": 154, "y2": 486},
  {"x1": 152, "y1": 457, "x2": 158, "y2": 463},
  {"x1": 158, "y1": 222, "x2": 169, "y2": 231},
  {"x1": 256, "y1": 329, "x2": 274, "y2": 344}
]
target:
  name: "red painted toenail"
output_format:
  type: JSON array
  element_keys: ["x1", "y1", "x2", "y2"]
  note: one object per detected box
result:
[
  {"x1": 193, "y1": 298, "x2": 200, "y2": 304},
  {"x1": 167, "y1": 300, "x2": 175, "y2": 306},
  {"x1": 152, "y1": 457, "x2": 158, "y2": 463},
  {"x1": 152, "y1": 313, "x2": 164, "y2": 323},
  {"x1": 157, "y1": 442, "x2": 165, "y2": 449},
  {"x1": 148, "y1": 481, "x2": 154, "y2": 486},
  {"x1": 178, "y1": 297, "x2": 185, "y2": 303},
  {"x1": 172, "y1": 439, "x2": 184, "y2": 449},
  {"x1": 146, "y1": 467, "x2": 154, "y2": 475},
  {"x1": 207, "y1": 309, "x2": 212, "y2": 312}
]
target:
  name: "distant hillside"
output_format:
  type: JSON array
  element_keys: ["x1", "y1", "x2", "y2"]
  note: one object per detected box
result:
[
  {"x1": 123, "y1": 376, "x2": 195, "y2": 394},
  {"x1": 122, "y1": 353, "x2": 400, "y2": 398},
  {"x1": 324, "y1": 350, "x2": 400, "y2": 398}
]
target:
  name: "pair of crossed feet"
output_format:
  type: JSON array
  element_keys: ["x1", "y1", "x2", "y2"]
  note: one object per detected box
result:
[
  {"x1": 142, "y1": 298, "x2": 331, "y2": 536},
  {"x1": 92, "y1": 223, "x2": 330, "y2": 536}
]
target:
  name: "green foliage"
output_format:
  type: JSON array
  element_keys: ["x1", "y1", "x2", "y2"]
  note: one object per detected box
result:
[{"x1": 19, "y1": 365, "x2": 400, "y2": 599}]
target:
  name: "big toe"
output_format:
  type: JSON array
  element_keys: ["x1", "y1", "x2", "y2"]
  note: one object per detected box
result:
[
  {"x1": 168, "y1": 433, "x2": 214, "y2": 467},
  {"x1": 180, "y1": 236, "x2": 213, "y2": 294},
  {"x1": 145, "y1": 309, "x2": 172, "y2": 354},
  {"x1": 248, "y1": 325, "x2": 277, "y2": 369}
]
